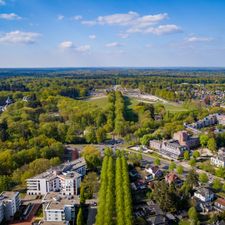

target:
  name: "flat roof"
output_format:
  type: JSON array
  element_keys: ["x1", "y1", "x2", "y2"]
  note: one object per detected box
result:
[
  {"x1": 0, "y1": 191, "x2": 19, "y2": 201},
  {"x1": 43, "y1": 193, "x2": 80, "y2": 210},
  {"x1": 27, "y1": 157, "x2": 86, "y2": 180}
]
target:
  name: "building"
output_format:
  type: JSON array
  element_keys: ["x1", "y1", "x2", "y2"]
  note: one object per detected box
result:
[
  {"x1": 57, "y1": 171, "x2": 81, "y2": 196},
  {"x1": 165, "y1": 172, "x2": 182, "y2": 186},
  {"x1": 0, "y1": 192, "x2": 21, "y2": 221},
  {"x1": 27, "y1": 158, "x2": 86, "y2": 195},
  {"x1": 214, "y1": 198, "x2": 225, "y2": 212},
  {"x1": 211, "y1": 152, "x2": 225, "y2": 168},
  {"x1": 149, "y1": 140, "x2": 162, "y2": 151},
  {"x1": 216, "y1": 114, "x2": 225, "y2": 125},
  {"x1": 0, "y1": 201, "x2": 3, "y2": 224},
  {"x1": 145, "y1": 166, "x2": 163, "y2": 179},
  {"x1": 160, "y1": 140, "x2": 188, "y2": 159},
  {"x1": 173, "y1": 131, "x2": 199, "y2": 149},
  {"x1": 194, "y1": 187, "x2": 214, "y2": 203},
  {"x1": 42, "y1": 193, "x2": 79, "y2": 224}
]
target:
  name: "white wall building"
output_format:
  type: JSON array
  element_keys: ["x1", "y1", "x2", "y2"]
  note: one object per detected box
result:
[
  {"x1": 42, "y1": 193, "x2": 79, "y2": 224},
  {"x1": 27, "y1": 158, "x2": 86, "y2": 196},
  {"x1": 0, "y1": 201, "x2": 3, "y2": 224},
  {"x1": 194, "y1": 187, "x2": 214, "y2": 203},
  {"x1": 211, "y1": 154, "x2": 225, "y2": 168},
  {"x1": 0, "y1": 192, "x2": 21, "y2": 221}
]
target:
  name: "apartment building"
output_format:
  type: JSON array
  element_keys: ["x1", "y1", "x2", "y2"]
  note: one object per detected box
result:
[
  {"x1": 173, "y1": 130, "x2": 199, "y2": 149},
  {"x1": 160, "y1": 140, "x2": 188, "y2": 159},
  {"x1": 42, "y1": 193, "x2": 79, "y2": 224},
  {"x1": 0, "y1": 192, "x2": 21, "y2": 221},
  {"x1": 27, "y1": 157, "x2": 86, "y2": 196},
  {"x1": 149, "y1": 140, "x2": 162, "y2": 151},
  {"x1": 0, "y1": 201, "x2": 3, "y2": 224},
  {"x1": 211, "y1": 155, "x2": 225, "y2": 168}
]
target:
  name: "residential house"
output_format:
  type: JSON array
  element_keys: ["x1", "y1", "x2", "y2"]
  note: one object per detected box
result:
[
  {"x1": 165, "y1": 172, "x2": 182, "y2": 186},
  {"x1": 194, "y1": 187, "x2": 214, "y2": 203},
  {"x1": 214, "y1": 198, "x2": 225, "y2": 212},
  {"x1": 145, "y1": 166, "x2": 163, "y2": 179}
]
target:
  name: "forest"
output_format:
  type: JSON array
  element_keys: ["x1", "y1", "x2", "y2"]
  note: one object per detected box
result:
[{"x1": 0, "y1": 70, "x2": 224, "y2": 192}]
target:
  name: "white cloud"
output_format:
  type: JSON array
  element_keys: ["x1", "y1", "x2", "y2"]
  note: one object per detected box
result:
[
  {"x1": 145, "y1": 24, "x2": 182, "y2": 35},
  {"x1": 81, "y1": 11, "x2": 167, "y2": 28},
  {"x1": 0, "y1": 0, "x2": 5, "y2": 5},
  {"x1": 105, "y1": 42, "x2": 122, "y2": 47},
  {"x1": 75, "y1": 45, "x2": 91, "y2": 52},
  {"x1": 72, "y1": 15, "x2": 83, "y2": 21},
  {"x1": 128, "y1": 24, "x2": 181, "y2": 35},
  {"x1": 0, "y1": 30, "x2": 41, "y2": 44},
  {"x1": 89, "y1": 34, "x2": 96, "y2": 39},
  {"x1": 81, "y1": 20, "x2": 96, "y2": 26},
  {"x1": 186, "y1": 36, "x2": 213, "y2": 43},
  {"x1": 57, "y1": 15, "x2": 64, "y2": 20},
  {"x1": 118, "y1": 33, "x2": 129, "y2": 39},
  {"x1": 0, "y1": 13, "x2": 22, "y2": 20},
  {"x1": 59, "y1": 41, "x2": 74, "y2": 49},
  {"x1": 59, "y1": 41, "x2": 91, "y2": 52},
  {"x1": 97, "y1": 11, "x2": 138, "y2": 25}
]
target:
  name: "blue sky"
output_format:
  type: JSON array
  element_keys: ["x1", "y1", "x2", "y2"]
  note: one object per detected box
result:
[{"x1": 0, "y1": 0, "x2": 225, "y2": 67}]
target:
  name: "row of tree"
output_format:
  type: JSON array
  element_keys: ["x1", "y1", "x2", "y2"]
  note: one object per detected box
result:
[{"x1": 95, "y1": 152, "x2": 133, "y2": 225}]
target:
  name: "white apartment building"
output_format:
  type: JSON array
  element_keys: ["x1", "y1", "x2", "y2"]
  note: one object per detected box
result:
[
  {"x1": 211, "y1": 155, "x2": 225, "y2": 168},
  {"x1": 0, "y1": 192, "x2": 21, "y2": 221},
  {"x1": 42, "y1": 193, "x2": 79, "y2": 224},
  {"x1": 27, "y1": 158, "x2": 86, "y2": 196},
  {"x1": 0, "y1": 201, "x2": 3, "y2": 224}
]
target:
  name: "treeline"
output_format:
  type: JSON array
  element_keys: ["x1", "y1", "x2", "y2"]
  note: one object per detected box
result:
[{"x1": 95, "y1": 151, "x2": 133, "y2": 225}]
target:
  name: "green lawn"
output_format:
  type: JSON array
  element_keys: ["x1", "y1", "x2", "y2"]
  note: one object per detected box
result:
[
  {"x1": 85, "y1": 96, "x2": 108, "y2": 109},
  {"x1": 129, "y1": 97, "x2": 194, "y2": 113}
]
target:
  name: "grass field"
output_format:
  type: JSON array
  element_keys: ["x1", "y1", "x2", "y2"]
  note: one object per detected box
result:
[
  {"x1": 85, "y1": 96, "x2": 108, "y2": 109},
  {"x1": 129, "y1": 97, "x2": 194, "y2": 113},
  {"x1": 85, "y1": 95, "x2": 194, "y2": 113}
]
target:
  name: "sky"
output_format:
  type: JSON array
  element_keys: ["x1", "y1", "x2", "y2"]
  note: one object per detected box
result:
[{"x1": 0, "y1": 0, "x2": 225, "y2": 68}]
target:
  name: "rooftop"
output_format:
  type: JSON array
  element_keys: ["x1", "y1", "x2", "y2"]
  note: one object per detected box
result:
[
  {"x1": 43, "y1": 193, "x2": 80, "y2": 210},
  {"x1": 0, "y1": 191, "x2": 19, "y2": 201}
]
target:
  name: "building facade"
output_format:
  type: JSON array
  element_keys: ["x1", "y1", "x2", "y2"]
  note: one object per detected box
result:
[
  {"x1": 42, "y1": 193, "x2": 79, "y2": 224},
  {"x1": 0, "y1": 192, "x2": 21, "y2": 221},
  {"x1": 27, "y1": 158, "x2": 86, "y2": 196}
]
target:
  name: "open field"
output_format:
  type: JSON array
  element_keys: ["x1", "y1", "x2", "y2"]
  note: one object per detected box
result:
[
  {"x1": 129, "y1": 97, "x2": 194, "y2": 113},
  {"x1": 84, "y1": 95, "x2": 108, "y2": 109}
]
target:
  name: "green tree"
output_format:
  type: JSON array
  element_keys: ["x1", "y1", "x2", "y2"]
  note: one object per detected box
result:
[
  {"x1": 82, "y1": 145, "x2": 101, "y2": 170},
  {"x1": 188, "y1": 207, "x2": 199, "y2": 225},
  {"x1": 76, "y1": 207, "x2": 84, "y2": 225},
  {"x1": 186, "y1": 170, "x2": 198, "y2": 188},
  {"x1": 207, "y1": 138, "x2": 217, "y2": 153},
  {"x1": 189, "y1": 158, "x2": 196, "y2": 167},
  {"x1": 184, "y1": 151, "x2": 190, "y2": 160},
  {"x1": 169, "y1": 162, "x2": 176, "y2": 171},
  {"x1": 212, "y1": 178, "x2": 222, "y2": 191},
  {"x1": 199, "y1": 173, "x2": 208, "y2": 184},
  {"x1": 154, "y1": 158, "x2": 160, "y2": 166},
  {"x1": 200, "y1": 134, "x2": 209, "y2": 148},
  {"x1": 192, "y1": 151, "x2": 200, "y2": 159},
  {"x1": 176, "y1": 165, "x2": 184, "y2": 175}
]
